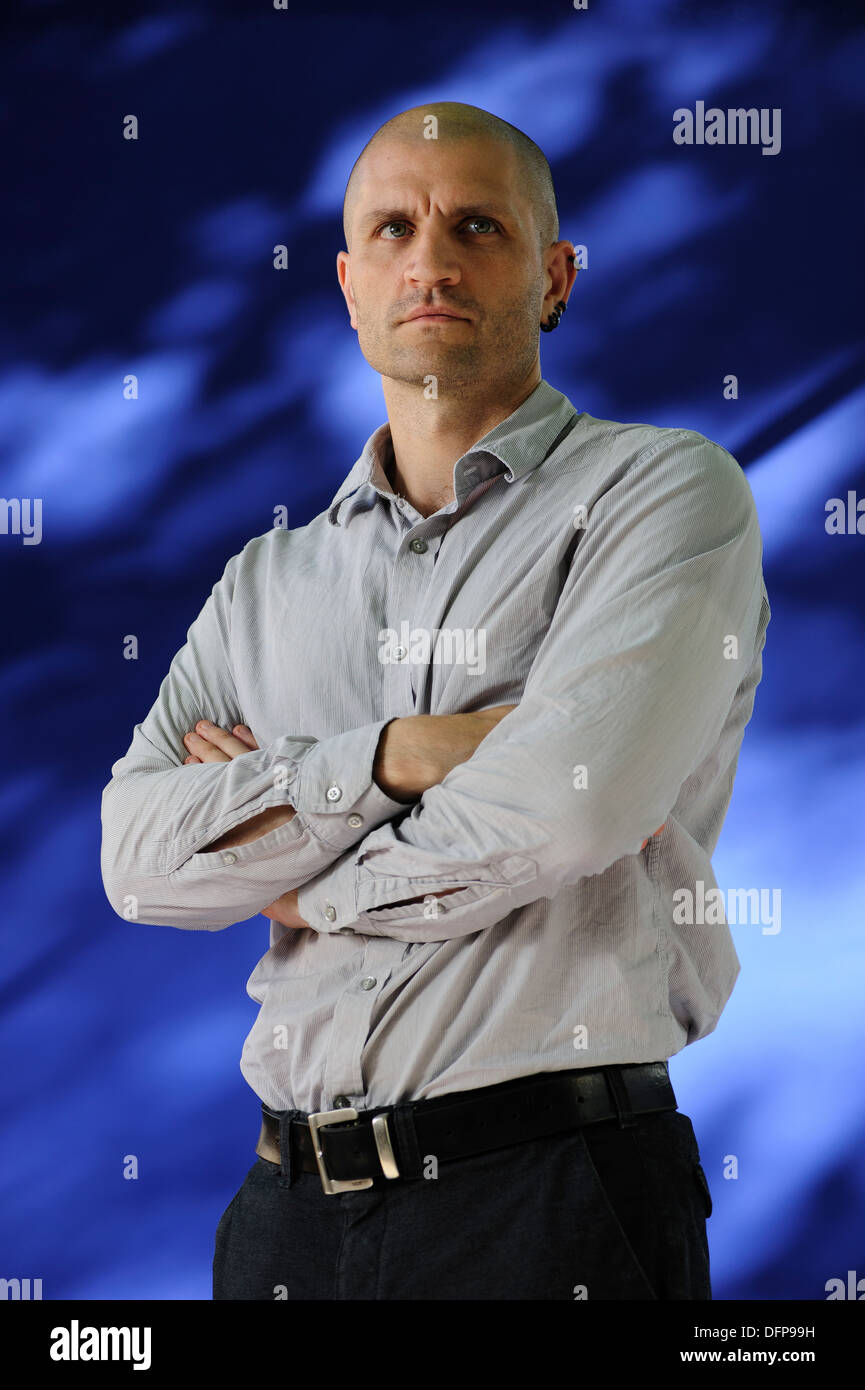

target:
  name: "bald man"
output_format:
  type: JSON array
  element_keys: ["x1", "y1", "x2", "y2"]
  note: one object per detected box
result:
[
  {"x1": 335, "y1": 103, "x2": 575, "y2": 514},
  {"x1": 103, "y1": 102, "x2": 769, "y2": 1301}
]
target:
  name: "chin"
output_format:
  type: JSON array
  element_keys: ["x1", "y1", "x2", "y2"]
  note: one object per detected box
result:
[{"x1": 383, "y1": 346, "x2": 490, "y2": 384}]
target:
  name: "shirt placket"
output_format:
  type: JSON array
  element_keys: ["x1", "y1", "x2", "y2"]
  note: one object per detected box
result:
[
  {"x1": 382, "y1": 503, "x2": 446, "y2": 709},
  {"x1": 322, "y1": 502, "x2": 441, "y2": 1106},
  {"x1": 322, "y1": 938, "x2": 399, "y2": 1104}
]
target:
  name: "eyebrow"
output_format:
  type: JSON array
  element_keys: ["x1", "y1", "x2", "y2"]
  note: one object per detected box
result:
[{"x1": 358, "y1": 203, "x2": 514, "y2": 230}]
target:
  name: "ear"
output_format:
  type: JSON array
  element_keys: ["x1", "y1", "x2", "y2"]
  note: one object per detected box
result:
[
  {"x1": 336, "y1": 251, "x2": 358, "y2": 331},
  {"x1": 541, "y1": 240, "x2": 579, "y2": 318}
]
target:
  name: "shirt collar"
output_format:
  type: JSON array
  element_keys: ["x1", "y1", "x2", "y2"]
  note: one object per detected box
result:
[{"x1": 327, "y1": 378, "x2": 578, "y2": 526}]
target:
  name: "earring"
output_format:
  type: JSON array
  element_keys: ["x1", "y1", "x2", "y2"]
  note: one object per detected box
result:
[{"x1": 541, "y1": 299, "x2": 567, "y2": 333}]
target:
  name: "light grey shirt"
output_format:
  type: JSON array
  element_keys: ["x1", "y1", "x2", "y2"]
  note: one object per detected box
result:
[{"x1": 100, "y1": 378, "x2": 770, "y2": 1115}]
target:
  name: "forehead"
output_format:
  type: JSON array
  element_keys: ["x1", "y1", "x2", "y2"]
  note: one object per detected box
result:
[{"x1": 351, "y1": 134, "x2": 528, "y2": 221}]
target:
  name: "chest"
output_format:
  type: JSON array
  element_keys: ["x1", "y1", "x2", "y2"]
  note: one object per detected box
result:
[{"x1": 231, "y1": 500, "x2": 579, "y2": 743}]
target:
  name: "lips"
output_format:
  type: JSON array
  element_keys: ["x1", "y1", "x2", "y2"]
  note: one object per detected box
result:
[{"x1": 402, "y1": 309, "x2": 468, "y2": 322}]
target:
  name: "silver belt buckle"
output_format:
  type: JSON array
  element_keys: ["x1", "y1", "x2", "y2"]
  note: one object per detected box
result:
[{"x1": 307, "y1": 1107, "x2": 401, "y2": 1195}]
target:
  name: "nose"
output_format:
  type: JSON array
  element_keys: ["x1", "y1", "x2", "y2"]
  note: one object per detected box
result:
[{"x1": 403, "y1": 223, "x2": 462, "y2": 291}]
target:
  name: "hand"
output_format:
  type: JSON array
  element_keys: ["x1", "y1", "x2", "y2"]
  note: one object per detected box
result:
[
  {"x1": 373, "y1": 703, "x2": 518, "y2": 802},
  {"x1": 260, "y1": 886, "x2": 309, "y2": 929},
  {"x1": 182, "y1": 720, "x2": 259, "y2": 763},
  {"x1": 181, "y1": 720, "x2": 308, "y2": 927}
]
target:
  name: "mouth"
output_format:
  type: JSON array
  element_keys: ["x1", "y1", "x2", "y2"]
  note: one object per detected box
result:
[{"x1": 400, "y1": 310, "x2": 470, "y2": 324}]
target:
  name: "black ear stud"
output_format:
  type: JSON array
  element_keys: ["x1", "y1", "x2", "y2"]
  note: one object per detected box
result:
[{"x1": 541, "y1": 299, "x2": 567, "y2": 333}]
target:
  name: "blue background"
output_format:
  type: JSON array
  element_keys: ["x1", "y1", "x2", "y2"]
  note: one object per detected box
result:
[{"x1": 2, "y1": 0, "x2": 864, "y2": 1300}]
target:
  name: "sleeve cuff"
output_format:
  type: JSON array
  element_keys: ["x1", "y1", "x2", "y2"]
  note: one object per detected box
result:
[
  {"x1": 297, "y1": 847, "x2": 362, "y2": 934},
  {"x1": 290, "y1": 717, "x2": 409, "y2": 852},
  {"x1": 296, "y1": 837, "x2": 511, "y2": 938}
]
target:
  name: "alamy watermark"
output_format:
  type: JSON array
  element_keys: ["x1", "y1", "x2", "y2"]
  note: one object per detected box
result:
[
  {"x1": 0, "y1": 497, "x2": 42, "y2": 544},
  {"x1": 378, "y1": 622, "x2": 487, "y2": 674},
  {"x1": 674, "y1": 101, "x2": 781, "y2": 156},
  {"x1": 673, "y1": 880, "x2": 781, "y2": 934}
]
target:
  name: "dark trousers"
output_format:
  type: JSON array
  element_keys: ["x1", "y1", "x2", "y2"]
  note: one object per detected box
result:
[{"x1": 212, "y1": 1105, "x2": 713, "y2": 1300}]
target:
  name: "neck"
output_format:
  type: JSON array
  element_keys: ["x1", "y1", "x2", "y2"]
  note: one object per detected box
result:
[{"x1": 382, "y1": 364, "x2": 541, "y2": 517}]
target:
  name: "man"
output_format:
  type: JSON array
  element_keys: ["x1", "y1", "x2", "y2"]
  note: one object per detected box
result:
[{"x1": 100, "y1": 101, "x2": 770, "y2": 1300}]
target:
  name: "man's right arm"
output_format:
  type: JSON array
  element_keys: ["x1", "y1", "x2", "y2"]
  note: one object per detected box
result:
[
  {"x1": 100, "y1": 544, "x2": 412, "y2": 932},
  {"x1": 100, "y1": 541, "x2": 517, "y2": 933}
]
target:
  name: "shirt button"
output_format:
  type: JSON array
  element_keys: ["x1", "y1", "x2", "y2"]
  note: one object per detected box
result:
[
  {"x1": 221, "y1": 851, "x2": 238, "y2": 865},
  {"x1": 338, "y1": 926, "x2": 354, "y2": 935},
  {"x1": 333, "y1": 1095, "x2": 351, "y2": 1108},
  {"x1": 326, "y1": 784, "x2": 342, "y2": 802},
  {"x1": 410, "y1": 538, "x2": 428, "y2": 553},
  {"x1": 323, "y1": 904, "x2": 337, "y2": 921},
  {"x1": 393, "y1": 645, "x2": 408, "y2": 660},
  {"x1": 360, "y1": 976, "x2": 377, "y2": 990},
  {"x1": 347, "y1": 814, "x2": 363, "y2": 828}
]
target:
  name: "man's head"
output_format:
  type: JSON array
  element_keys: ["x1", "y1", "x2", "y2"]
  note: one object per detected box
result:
[{"x1": 337, "y1": 102, "x2": 576, "y2": 395}]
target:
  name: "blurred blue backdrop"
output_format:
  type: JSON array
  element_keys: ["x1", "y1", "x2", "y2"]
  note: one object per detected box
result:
[{"x1": 1, "y1": 0, "x2": 863, "y2": 1300}]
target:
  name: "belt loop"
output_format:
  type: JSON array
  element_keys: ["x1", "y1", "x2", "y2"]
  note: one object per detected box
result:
[
  {"x1": 389, "y1": 1103, "x2": 424, "y2": 1180},
  {"x1": 278, "y1": 1107, "x2": 303, "y2": 1185},
  {"x1": 604, "y1": 1066, "x2": 637, "y2": 1129}
]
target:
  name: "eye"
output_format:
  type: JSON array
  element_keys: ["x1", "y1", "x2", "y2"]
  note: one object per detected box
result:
[
  {"x1": 376, "y1": 216, "x2": 501, "y2": 240},
  {"x1": 464, "y1": 216, "x2": 498, "y2": 235}
]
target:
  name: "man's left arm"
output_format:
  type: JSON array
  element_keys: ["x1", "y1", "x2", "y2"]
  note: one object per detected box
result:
[{"x1": 296, "y1": 432, "x2": 768, "y2": 943}]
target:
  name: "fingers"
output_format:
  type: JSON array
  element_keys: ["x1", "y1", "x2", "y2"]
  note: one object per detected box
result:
[
  {"x1": 231, "y1": 724, "x2": 259, "y2": 750},
  {"x1": 182, "y1": 720, "x2": 255, "y2": 763},
  {"x1": 183, "y1": 730, "x2": 230, "y2": 762}
]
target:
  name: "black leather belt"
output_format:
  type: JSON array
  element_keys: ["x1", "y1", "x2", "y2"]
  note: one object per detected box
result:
[{"x1": 255, "y1": 1062, "x2": 676, "y2": 1194}]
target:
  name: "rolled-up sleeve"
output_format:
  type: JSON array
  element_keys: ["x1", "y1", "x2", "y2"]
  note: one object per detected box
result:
[
  {"x1": 100, "y1": 546, "x2": 407, "y2": 931},
  {"x1": 297, "y1": 432, "x2": 767, "y2": 943}
]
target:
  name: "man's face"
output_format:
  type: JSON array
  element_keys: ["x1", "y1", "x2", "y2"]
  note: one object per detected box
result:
[{"x1": 337, "y1": 135, "x2": 547, "y2": 392}]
